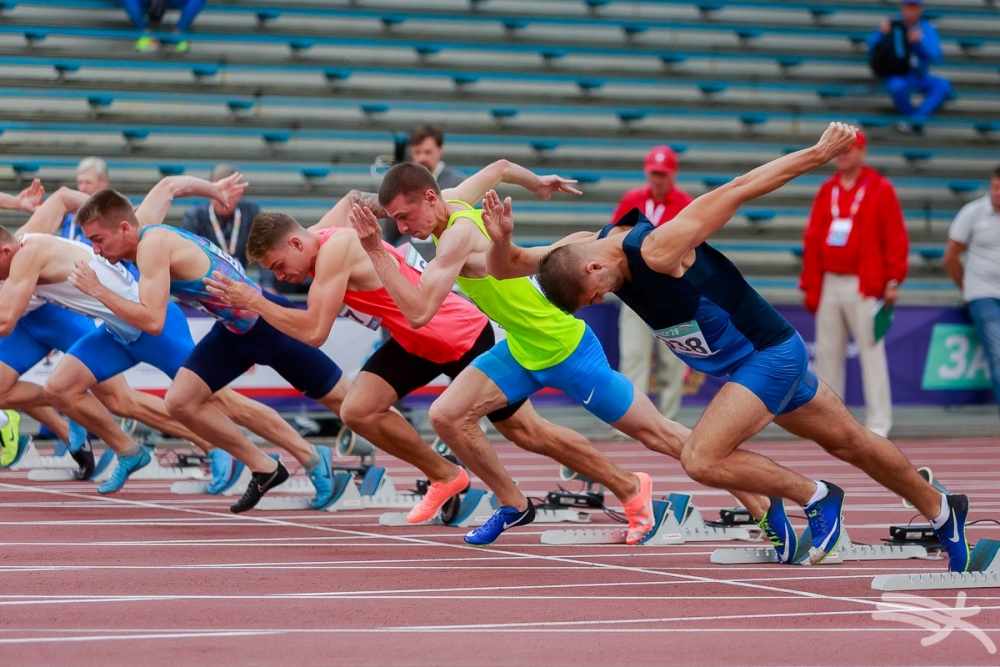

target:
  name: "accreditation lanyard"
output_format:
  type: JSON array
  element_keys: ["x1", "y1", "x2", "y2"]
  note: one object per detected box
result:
[
  {"x1": 826, "y1": 179, "x2": 867, "y2": 247},
  {"x1": 208, "y1": 206, "x2": 241, "y2": 256}
]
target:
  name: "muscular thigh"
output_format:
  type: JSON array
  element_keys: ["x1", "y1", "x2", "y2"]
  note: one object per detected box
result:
[{"x1": 687, "y1": 381, "x2": 774, "y2": 459}]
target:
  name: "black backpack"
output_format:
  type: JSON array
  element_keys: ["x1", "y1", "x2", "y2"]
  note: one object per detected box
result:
[{"x1": 869, "y1": 21, "x2": 913, "y2": 78}]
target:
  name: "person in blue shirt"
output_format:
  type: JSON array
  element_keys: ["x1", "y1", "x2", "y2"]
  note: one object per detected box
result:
[{"x1": 868, "y1": 0, "x2": 952, "y2": 135}]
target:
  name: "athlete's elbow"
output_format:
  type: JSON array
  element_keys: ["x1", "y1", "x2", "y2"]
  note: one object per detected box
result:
[
  {"x1": 0, "y1": 320, "x2": 14, "y2": 338},
  {"x1": 143, "y1": 316, "x2": 165, "y2": 337},
  {"x1": 304, "y1": 329, "x2": 327, "y2": 348},
  {"x1": 406, "y1": 312, "x2": 432, "y2": 329}
]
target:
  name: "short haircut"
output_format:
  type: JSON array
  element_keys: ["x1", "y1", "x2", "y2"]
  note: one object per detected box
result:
[
  {"x1": 210, "y1": 163, "x2": 237, "y2": 183},
  {"x1": 992, "y1": 164, "x2": 1000, "y2": 180},
  {"x1": 0, "y1": 225, "x2": 14, "y2": 247},
  {"x1": 378, "y1": 162, "x2": 441, "y2": 208},
  {"x1": 76, "y1": 189, "x2": 137, "y2": 230},
  {"x1": 410, "y1": 124, "x2": 444, "y2": 147},
  {"x1": 76, "y1": 157, "x2": 108, "y2": 180},
  {"x1": 537, "y1": 245, "x2": 589, "y2": 314},
  {"x1": 246, "y1": 211, "x2": 302, "y2": 263}
]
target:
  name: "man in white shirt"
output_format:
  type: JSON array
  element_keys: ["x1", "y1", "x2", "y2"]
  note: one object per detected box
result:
[{"x1": 944, "y1": 165, "x2": 1000, "y2": 415}]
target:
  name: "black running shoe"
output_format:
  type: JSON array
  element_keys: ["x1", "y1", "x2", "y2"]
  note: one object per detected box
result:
[
  {"x1": 230, "y1": 462, "x2": 289, "y2": 514},
  {"x1": 70, "y1": 438, "x2": 95, "y2": 481}
]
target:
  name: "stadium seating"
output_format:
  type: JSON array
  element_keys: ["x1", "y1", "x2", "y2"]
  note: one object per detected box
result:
[{"x1": 1, "y1": 0, "x2": 998, "y2": 301}]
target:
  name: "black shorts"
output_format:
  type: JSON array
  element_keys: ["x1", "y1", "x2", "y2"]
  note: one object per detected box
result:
[
  {"x1": 361, "y1": 324, "x2": 525, "y2": 423},
  {"x1": 182, "y1": 291, "x2": 343, "y2": 399}
]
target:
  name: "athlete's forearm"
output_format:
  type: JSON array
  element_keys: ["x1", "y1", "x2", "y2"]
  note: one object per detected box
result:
[
  {"x1": 486, "y1": 240, "x2": 542, "y2": 280},
  {"x1": 137, "y1": 176, "x2": 217, "y2": 228},
  {"x1": 249, "y1": 293, "x2": 334, "y2": 348},
  {"x1": 366, "y1": 245, "x2": 435, "y2": 328},
  {"x1": 91, "y1": 287, "x2": 166, "y2": 335},
  {"x1": 0, "y1": 192, "x2": 20, "y2": 210}
]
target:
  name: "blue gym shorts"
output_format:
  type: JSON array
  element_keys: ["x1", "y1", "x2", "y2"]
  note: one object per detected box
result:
[
  {"x1": 67, "y1": 301, "x2": 195, "y2": 382},
  {"x1": 0, "y1": 303, "x2": 98, "y2": 374},
  {"x1": 181, "y1": 290, "x2": 343, "y2": 399},
  {"x1": 470, "y1": 325, "x2": 635, "y2": 424},
  {"x1": 729, "y1": 332, "x2": 818, "y2": 416}
]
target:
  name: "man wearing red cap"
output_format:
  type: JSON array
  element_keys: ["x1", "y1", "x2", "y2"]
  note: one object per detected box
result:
[
  {"x1": 800, "y1": 130, "x2": 908, "y2": 437},
  {"x1": 611, "y1": 146, "x2": 694, "y2": 422}
]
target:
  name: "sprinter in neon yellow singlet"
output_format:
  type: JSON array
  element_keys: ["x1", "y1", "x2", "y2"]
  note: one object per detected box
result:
[{"x1": 349, "y1": 161, "x2": 696, "y2": 546}]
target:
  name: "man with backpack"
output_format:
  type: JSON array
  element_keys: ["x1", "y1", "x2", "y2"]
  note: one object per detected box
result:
[{"x1": 867, "y1": 0, "x2": 951, "y2": 135}]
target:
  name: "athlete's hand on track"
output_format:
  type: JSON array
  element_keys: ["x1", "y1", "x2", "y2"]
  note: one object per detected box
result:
[
  {"x1": 481, "y1": 190, "x2": 514, "y2": 246},
  {"x1": 349, "y1": 203, "x2": 385, "y2": 255},
  {"x1": 204, "y1": 271, "x2": 259, "y2": 309},
  {"x1": 815, "y1": 122, "x2": 858, "y2": 161},
  {"x1": 67, "y1": 260, "x2": 103, "y2": 297},
  {"x1": 16, "y1": 179, "x2": 44, "y2": 212},
  {"x1": 532, "y1": 175, "x2": 582, "y2": 200},
  {"x1": 212, "y1": 172, "x2": 249, "y2": 210}
]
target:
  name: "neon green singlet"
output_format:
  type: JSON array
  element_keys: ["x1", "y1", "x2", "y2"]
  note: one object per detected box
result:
[{"x1": 435, "y1": 201, "x2": 585, "y2": 370}]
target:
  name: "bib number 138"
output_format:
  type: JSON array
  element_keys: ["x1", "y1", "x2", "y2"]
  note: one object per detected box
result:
[{"x1": 651, "y1": 321, "x2": 714, "y2": 358}]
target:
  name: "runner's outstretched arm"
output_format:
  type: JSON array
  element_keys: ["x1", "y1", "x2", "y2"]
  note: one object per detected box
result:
[
  {"x1": 0, "y1": 179, "x2": 44, "y2": 214},
  {"x1": 481, "y1": 190, "x2": 596, "y2": 280},
  {"x1": 135, "y1": 173, "x2": 248, "y2": 227},
  {"x1": 205, "y1": 232, "x2": 351, "y2": 347},
  {"x1": 642, "y1": 122, "x2": 857, "y2": 274},
  {"x1": 351, "y1": 203, "x2": 474, "y2": 328},
  {"x1": 15, "y1": 187, "x2": 88, "y2": 237}
]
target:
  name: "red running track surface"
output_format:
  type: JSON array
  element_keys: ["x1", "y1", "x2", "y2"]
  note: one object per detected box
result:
[{"x1": 1, "y1": 438, "x2": 999, "y2": 666}]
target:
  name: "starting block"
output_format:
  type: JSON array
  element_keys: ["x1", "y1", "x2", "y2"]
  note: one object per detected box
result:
[
  {"x1": 380, "y1": 488, "x2": 590, "y2": 528},
  {"x1": 711, "y1": 526, "x2": 929, "y2": 565},
  {"x1": 6, "y1": 436, "x2": 79, "y2": 471},
  {"x1": 872, "y1": 539, "x2": 1000, "y2": 591},
  {"x1": 903, "y1": 467, "x2": 949, "y2": 509},
  {"x1": 540, "y1": 493, "x2": 758, "y2": 546},
  {"x1": 30, "y1": 449, "x2": 203, "y2": 483}
]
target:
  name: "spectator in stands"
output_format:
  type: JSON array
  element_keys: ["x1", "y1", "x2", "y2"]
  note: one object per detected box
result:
[
  {"x1": 611, "y1": 145, "x2": 693, "y2": 423},
  {"x1": 800, "y1": 130, "x2": 908, "y2": 437},
  {"x1": 182, "y1": 164, "x2": 275, "y2": 289},
  {"x1": 121, "y1": 0, "x2": 206, "y2": 53},
  {"x1": 60, "y1": 157, "x2": 110, "y2": 243},
  {"x1": 868, "y1": 0, "x2": 951, "y2": 136},
  {"x1": 944, "y1": 166, "x2": 1000, "y2": 416},
  {"x1": 408, "y1": 124, "x2": 465, "y2": 189}
]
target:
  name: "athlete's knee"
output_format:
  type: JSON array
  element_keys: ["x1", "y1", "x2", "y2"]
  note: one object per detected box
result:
[
  {"x1": 164, "y1": 386, "x2": 196, "y2": 421},
  {"x1": 679, "y1": 443, "x2": 719, "y2": 485},
  {"x1": 340, "y1": 395, "x2": 376, "y2": 431},
  {"x1": 44, "y1": 375, "x2": 79, "y2": 407},
  {"x1": 428, "y1": 397, "x2": 473, "y2": 439}
]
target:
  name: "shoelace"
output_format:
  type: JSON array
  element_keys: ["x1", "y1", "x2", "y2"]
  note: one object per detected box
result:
[{"x1": 758, "y1": 518, "x2": 785, "y2": 548}]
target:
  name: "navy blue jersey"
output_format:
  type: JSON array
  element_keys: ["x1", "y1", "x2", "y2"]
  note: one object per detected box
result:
[{"x1": 601, "y1": 210, "x2": 795, "y2": 376}]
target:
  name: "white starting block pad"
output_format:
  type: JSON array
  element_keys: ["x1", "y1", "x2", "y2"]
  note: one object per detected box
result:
[
  {"x1": 711, "y1": 527, "x2": 929, "y2": 565},
  {"x1": 29, "y1": 449, "x2": 204, "y2": 483},
  {"x1": 380, "y1": 487, "x2": 591, "y2": 529},
  {"x1": 872, "y1": 539, "x2": 1000, "y2": 591},
  {"x1": 6, "y1": 437, "x2": 78, "y2": 471},
  {"x1": 540, "y1": 493, "x2": 758, "y2": 546}
]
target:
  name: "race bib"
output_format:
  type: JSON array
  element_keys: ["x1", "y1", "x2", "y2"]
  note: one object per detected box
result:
[
  {"x1": 826, "y1": 218, "x2": 853, "y2": 247},
  {"x1": 403, "y1": 243, "x2": 428, "y2": 273},
  {"x1": 338, "y1": 305, "x2": 381, "y2": 331},
  {"x1": 651, "y1": 320, "x2": 714, "y2": 358}
]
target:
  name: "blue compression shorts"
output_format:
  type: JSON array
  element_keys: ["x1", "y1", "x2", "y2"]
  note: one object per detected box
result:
[
  {"x1": 0, "y1": 303, "x2": 97, "y2": 374},
  {"x1": 470, "y1": 325, "x2": 635, "y2": 424},
  {"x1": 67, "y1": 302, "x2": 195, "y2": 382},
  {"x1": 181, "y1": 290, "x2": 343, "y2": 399},
  {"x1": 729, "y1": 332, "x2": 818, "y2": 416}
]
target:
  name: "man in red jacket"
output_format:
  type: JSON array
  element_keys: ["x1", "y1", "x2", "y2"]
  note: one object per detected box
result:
[
  {"x1": 611, "y1": 146, "x2": 694, "y2": 423},
  {"x1": 800, "y1": 130, "x2": 908, "y2": 437}
]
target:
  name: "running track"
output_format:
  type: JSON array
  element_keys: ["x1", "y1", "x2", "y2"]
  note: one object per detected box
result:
[{"x1": 2, "y1": 438, "x2": 998, "y2": 666}]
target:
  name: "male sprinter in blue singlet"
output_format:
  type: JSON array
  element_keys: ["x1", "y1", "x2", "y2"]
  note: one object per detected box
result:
[
  {"x1": 73, "y1": 178, "x2": 350, "y2": 512},
  {"x1": 489, "y1": 122, "x2": 971, "y2": 571}
]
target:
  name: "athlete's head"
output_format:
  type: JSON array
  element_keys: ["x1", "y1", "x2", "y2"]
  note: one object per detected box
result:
[
  {"x1": 76, "y1": 189, "x2": 140, "y2": 263},
  {"x1": 537, "y1": 243, "x2": 624, "y2": 314},
  {"x1": 378, "y1": 162, "x2": 444, "y2": 239},
  {"x1": 246, "y1": 212, "x2": 315, "y2": 283},
  {"x1": 409, "y1": 124, "x2": 446, "y2": 174},
  {"x1": 0, "y1": 226, "x2": 18, "y2": 280},
  {"x1": 76, "y1": 157, "x2": 109, "y2": 195}
]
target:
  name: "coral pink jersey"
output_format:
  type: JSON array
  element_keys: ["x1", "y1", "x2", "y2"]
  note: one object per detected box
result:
[{"x1": 315, "y1": 227, "x2": 488, "y2": 363}]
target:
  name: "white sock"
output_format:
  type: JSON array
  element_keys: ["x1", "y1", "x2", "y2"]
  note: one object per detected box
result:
[
  {"x1": 929, "y1": 494, "x2": 951, "y2": 530},
  {"x1": 806, "y1": 481, "x2": 828, "y2": 507},
  {"x1": 0, "y1": 411, "x2": 8, "y2": 428}
]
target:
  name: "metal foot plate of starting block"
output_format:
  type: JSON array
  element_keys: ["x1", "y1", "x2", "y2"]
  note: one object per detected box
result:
[
  {"x1": 8, "y1": 437, "x2": 78, "y2": 471},
  {"x1": 712, "y1": 527, "x2": 928, "y2": 566},
  {"x1": 872, "y1": 539, "x2": 1000, "y2": 591},
  {"x1": 541, "y1": 493, "x2": 756, "y2": 546},
  {"x1": 380, "y1": 489, "x2": 593, "y2": 529}
]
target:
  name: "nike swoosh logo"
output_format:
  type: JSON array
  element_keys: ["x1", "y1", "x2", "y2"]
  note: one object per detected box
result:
[
  {"x1": 818, "y1": 517, "x2": 839, "y2": 551},
  {"x1": 582, "y1": 388, "x2": 595, "y2": 405},
  {"x1": 778, "y1": 525, "x2": 791, "y2": 562},
  {"x1": 503, "y1": 519, "x2": 521, "y2": 530},
  {"x1": 950, "y1": 516, "x2": 961, "y2": 543}
]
